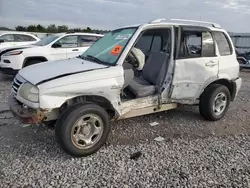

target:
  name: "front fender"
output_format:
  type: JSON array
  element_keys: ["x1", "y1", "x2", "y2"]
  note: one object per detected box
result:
[{"x1": 38, "y1": 68, "x2": 124, "y2": 116}]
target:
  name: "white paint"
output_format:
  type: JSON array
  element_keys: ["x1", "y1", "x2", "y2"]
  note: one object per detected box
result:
[
  {"x1": 0, "y1": 32, "x2": 40, "y2": 51},
  {"x1": 171, "y1": 57, "x2": 219, "y2": 99},
  {"x1": 18, "y1": 58, "x2": 108, "y2": 85},
  {"x1": 10, "y1": 19, "x2": 242, "y2": 122},
  {"x1": 0, "y1": 33, "x2": 103, "y2": 71}
]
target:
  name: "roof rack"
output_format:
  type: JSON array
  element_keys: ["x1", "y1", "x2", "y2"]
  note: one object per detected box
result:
[{"x1": 149, "y1": 18, "x2": 221, "y2": 28}]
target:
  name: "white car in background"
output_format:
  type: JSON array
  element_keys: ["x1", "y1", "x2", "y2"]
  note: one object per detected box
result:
[
  {"x1": 0, "y1": 32, "x2": 103, "y2": 75},
  {"x1": 0, "y1": 31, "x2": 40, "y2": 51}
]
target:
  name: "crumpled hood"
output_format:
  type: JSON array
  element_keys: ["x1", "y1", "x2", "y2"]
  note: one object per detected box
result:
[{"x1": 18, "y1": 57, "x2": 108, "y2": 85}]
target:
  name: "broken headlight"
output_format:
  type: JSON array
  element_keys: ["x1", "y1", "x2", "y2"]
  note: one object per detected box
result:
[{"x1": 18, "y1": 82, "x2": 39, "y2": 103}]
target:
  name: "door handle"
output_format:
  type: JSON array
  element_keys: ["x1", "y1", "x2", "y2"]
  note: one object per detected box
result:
[
  {"x1": 205, "y1": 61, "x2": 218, "y2": 67},
  {"x1": 72, "y1": 49, "x2": 79, "y2": 51}
]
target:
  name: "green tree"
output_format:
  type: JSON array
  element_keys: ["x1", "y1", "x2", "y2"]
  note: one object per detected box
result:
[
  {"x1": 57, "y1": 25, "x2": 68, "y2": 33},
  {"x1": 47, "y1": 24, "x2": 57, "y2": 33},
  {"x1": 15, "y1": 26, "x2": 27, "y2": 31},
  {"x1": 27, "y1": 25, "x2": 37, "y2": 32},
  {"x1": 86, "y1": 27, "x2": 92, "y2": 33},
  {"x1": 36, "y1": 24, "x2": 46, "y2": 32}
]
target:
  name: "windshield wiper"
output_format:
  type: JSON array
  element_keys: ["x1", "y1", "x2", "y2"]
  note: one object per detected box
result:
[
  {"x1": 82, "y1": 55, "x2": 110, "y2": 65},
  {"x1": 86, "y1": 55, "x2": 104, "y2": 64}
]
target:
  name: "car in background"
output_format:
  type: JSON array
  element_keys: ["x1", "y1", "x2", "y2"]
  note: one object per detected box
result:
[
  {"x1": 236, "y1": 50, "x2": 250, "y2": 70},
  {"x1": 0, "y1": 31, "x2": 40, "y2": 51},
  {"x1": 0, "y1": 32, "x2": 103, "y2": 75}
]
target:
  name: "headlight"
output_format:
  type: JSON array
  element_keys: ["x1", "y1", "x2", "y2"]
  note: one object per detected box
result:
[
  {"x1": 18, "y1": 82, "x2": 39, "y2": 103},
  {"x1": 3, "y1": 50, "x2": 23, "y2": 56}
]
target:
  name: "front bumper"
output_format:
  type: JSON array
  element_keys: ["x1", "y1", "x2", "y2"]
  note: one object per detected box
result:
[
  {"x1": 0, "y1": 54, "x2": 24, "y2": 70},
  {"x1": 8, "y1": 94, "x2": 45, "y2": 124}
]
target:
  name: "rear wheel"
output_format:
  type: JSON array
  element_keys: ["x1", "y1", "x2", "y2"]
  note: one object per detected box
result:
[
  {"x1": 55, "y1": 103, "x2": 110, "y2": 157},
  {"x1": 199, "y1": 84, "x2": 230, "y2": 121}
]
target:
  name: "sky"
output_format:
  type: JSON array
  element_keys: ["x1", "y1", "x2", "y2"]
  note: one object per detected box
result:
[{"x1": 0, "y1": 0, "x2": 250, "y2": 32}]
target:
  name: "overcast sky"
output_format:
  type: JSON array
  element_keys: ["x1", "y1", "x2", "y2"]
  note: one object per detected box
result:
[{"x1": 0, "y1": 0, "x2": 250, "y2": 32}]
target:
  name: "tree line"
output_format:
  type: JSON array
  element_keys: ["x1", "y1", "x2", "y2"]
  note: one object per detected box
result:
[{"x1": 0, "y1": 24, "x2": 110, "y2": 34}]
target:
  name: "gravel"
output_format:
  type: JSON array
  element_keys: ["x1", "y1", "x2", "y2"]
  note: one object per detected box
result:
[{"x1": 0, "y1": 71, "x2": 250, "y2": 188}]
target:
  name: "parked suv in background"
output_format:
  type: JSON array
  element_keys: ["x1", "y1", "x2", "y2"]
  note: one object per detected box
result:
[
  {"x1": 0, "y1": 32, "x2": 103, "y2": 75},
  {"x1": 9, "y1": 18, "x2": 241, "y2": 157},
  {"x1": 0, "y1": 31, "x2": 40, "y2": 51}
]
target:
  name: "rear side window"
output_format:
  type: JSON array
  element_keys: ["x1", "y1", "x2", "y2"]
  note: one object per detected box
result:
[
  {"x1": 179, "y1": 31, "x2": 202, "y2": 58},
  {"x1": 213, "y1": 31, "x2": 232, "y2": 56},
  {"x1": 14, "y1": 34, "x2": 37, "y2": 42},
  {"x1": 0, "y1": 34, "x2": 14, "y2": 42},
  {"x1": 78, "y1": 36, "x2": 99, "y2": 47},
  {"x1": 202, "y1": 31, "x2": 215, "y2": 57},
  {"x1": 178, "y1": 30, "x2": 215, "y2": 58}
]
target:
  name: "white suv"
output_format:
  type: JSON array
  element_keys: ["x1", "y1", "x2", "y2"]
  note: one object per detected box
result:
[
  {"x1": 8, "y1": 19, "x2": 242, "y2": 157},
  {"x1": 0, "y1": 32, "x2": 103, "y2": 75},
  {"x1": 0, "y1": 31, "x2": 40, "y2": 50}
]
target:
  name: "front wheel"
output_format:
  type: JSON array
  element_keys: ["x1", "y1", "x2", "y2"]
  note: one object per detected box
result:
[
  {"x1": 55, "y1": 103, "x2": 110, "y2": 157},
  {"x1": 199, "y1": 84, "x2": 230, "y2": 121}
]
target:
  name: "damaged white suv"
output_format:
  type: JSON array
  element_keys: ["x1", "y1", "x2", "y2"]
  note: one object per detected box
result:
[{"x1": 9, "y1": 19, "x2": 242, "y2": 157}]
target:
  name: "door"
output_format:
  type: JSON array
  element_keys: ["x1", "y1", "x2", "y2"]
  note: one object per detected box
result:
[
  {"x1": 50, "y1": 35, "x2": 78, "y2": 60},
  {"x1": 170, "y1": 28, "x2": 219, "y2": 99}
]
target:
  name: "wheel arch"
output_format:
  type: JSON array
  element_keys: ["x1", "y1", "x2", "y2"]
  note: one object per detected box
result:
[
  {"x1": 59, "y1": 95, "x2": 119, "y2": 119},
  {"x1": 23, "y1": 56, "x2": 48, "y2": 68},
  {"x1": 199, "y1": 79, "x2": 236, "y2": 101}
]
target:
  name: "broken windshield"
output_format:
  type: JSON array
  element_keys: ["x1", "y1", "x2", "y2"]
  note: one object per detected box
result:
[{"x1": 81, "y1": 27, "x2": 137, "y2": 65}]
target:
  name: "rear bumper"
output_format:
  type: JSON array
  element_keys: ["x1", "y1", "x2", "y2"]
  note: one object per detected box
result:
[
  {"x1": 8, "y1": 94, "x2": 44, "y2": 124},
  {"x1": 232, "y1": 77, "x2": 242, "y2": 101}
]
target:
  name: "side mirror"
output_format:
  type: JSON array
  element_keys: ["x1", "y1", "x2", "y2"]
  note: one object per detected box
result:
[
  {"x1": 52, "y1": 43, "x2": 61, "y2": 48},
  {"x1": 0, "y1": 39, "x2": 4, "y2": 43}
]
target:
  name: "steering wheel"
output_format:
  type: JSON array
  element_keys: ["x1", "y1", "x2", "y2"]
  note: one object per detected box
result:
[{"x1": 126, "y1": 50, "x2": 140, "y2": 68}]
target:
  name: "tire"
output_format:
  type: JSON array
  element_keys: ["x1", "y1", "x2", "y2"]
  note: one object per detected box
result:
[
  {"x1": 199, "y1": 84, "x2": 230, "y2": 121},
  {"x1": 55, "y1": 103, "x2": 110, "y2": 157},
  {"x1": 24, "y1": 59, "x2": 41, "y2": 67}
]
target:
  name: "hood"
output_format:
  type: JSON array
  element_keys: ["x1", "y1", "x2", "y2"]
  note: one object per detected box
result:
[{"x1": 18, "y1": 57, "x2": 109, "y2": 85}]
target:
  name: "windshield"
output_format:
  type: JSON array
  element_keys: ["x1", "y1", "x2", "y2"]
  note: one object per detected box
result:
[
  {"x1": 81, "y1": 27, "x2": 137, "y2": 65},
  {"x1": 33, "y1": 35, "x2": 60, "y2": 46}
]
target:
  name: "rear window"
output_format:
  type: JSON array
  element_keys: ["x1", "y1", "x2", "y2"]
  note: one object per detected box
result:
[{"x1": 213, "y1": 31, "x2": 232, "y2": 56}]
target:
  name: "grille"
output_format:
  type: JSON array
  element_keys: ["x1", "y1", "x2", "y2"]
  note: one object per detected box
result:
[{"x1": 12, "y1": 74, "x2": 26, "y2": 95}]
